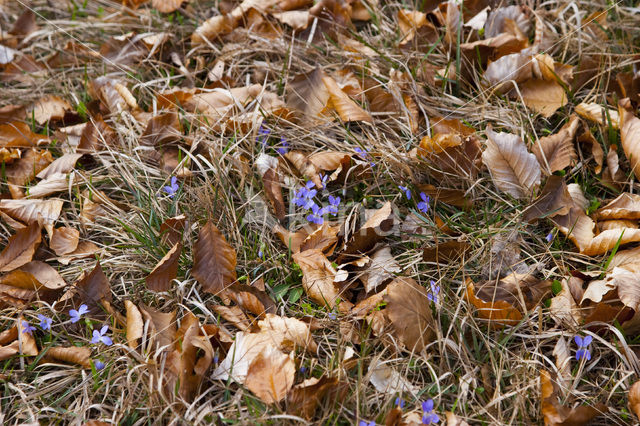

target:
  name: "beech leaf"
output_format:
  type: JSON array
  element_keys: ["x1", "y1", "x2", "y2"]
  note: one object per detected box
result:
[{"x1": 192, "y1": 221, "x2": 237, "y2": 295}]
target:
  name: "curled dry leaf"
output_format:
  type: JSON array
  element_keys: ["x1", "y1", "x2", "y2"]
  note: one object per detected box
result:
[
  {"x1": 532, "y1": 115, "x2": 579, "y2": 174},
  {"x1": 619, "y1": 98, "x2": 640, "y2": 179},
  {"x1": 0, "y1": 122, "x2": 47, "y2": 148},
  {"x1": 258, "y1": 313, "x2": 318, "y2": 353},
  {"x1": 139, "y1": 304, "x2": 176, "y2": 351},
  {"x1": 146, "y1": 242, "x2": 182, "y2": 292},
  {"x1": 445, "y1": 412, "x2": 471, "y2": 426},
  {"x1": 69, "y1": 261, "x2": 112, "y2": 312},
  {"x1": 577, "y1": 129, "x2": 604, "y2": 174},
  {"x1": 293, "y1": 249, "x2": 342, "y2": 308},
  {"x1": 339, "y1": 202, "x2": 394, "y2": 260},
  {"x1": 140, "y1": 112, "x2": 182, "y2": 147},
  {"x1": 483, "y1": 53, "x2": 533, "y2": 93},
  {"x1": 17, "y1": 317, "x2": 38, "y2": 356},
  {"x1": 549, "y1": 279, "x2": 583, "y2": 326},
  {"x1": 45, "y1": 346, "x2": 92, "y2": 368},
  {"x1": 223, "y1": 281, "x2": 276, "y2": 318},
  {"x1": 0, "y1": 199, "x2": 63, "y2": 236},
  {"x1": 551, "y1": 207, "x2": 595, "y2": 252},
  {"x1": 322, "y1": 75, "x2": 373, "y2": 123},
  {"x1": 256, "y1": 154, "x2": 285, "y2": 220},
  {"x1": 541, "y1": 369, "x2": 607, "y2": 425},
  {"x1": 284, "y1": 150, "x2": 322, "y2": 188},
  {"x1": 160, "y1": 214, "x2": 187, "y2": 247},
  {"x1": 125, "y1": 300, "x2": 144, "y2": 349},
  {"x1": 383, "y1": 277, "x2": 436, "y2": 352},
  {"x1": 56, "y1": 241, "x2": 100, "y2": 265},
  {"x1": 482, "y1": 126, "x2": 541, "y2": 199},
  {"x1": 50, "y1": 226, "x2": 79, "y2": 256},
  {"x1": 272, "y1": 10, "x2": 311, "y2": 30},
  {"x1": 212, "y1": 304, "x2": 252, "y2": 331},
  {"x1": 299, "y1": 223, "x2": 339, "y2": 254},
  {"x1": 287, "y1": 68, "x2": 330, "y2": 123},
  {"x1": 575, "y1": 102, "x2": 619, "y2": 129},
  {"x1": 192, "y1": 221, "x2": 237, "y2": 295},
  {"x1": 423, "y1": 240, "x2": 470, "y2": 263},
  {"x1": 26, "y1": 173, "x2": 72, "y2": 199},
  {"x1": 595, "y1": 193, "x2": 640, "y2": 220},
  {"x1": 0, "y1": 222, "x2": 41, "y2": 272},
  {"x1": 6, "y1": 148, "x2": 53, "y2": 198}
]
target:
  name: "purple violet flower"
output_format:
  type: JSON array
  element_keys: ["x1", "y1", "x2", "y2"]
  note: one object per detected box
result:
[
  {"x1": 574, "y1": 335, "x2": 593, "y2": 361},
  {"x1": 421, "y1": 399, "x2": 439, "y2": 424},
  {"x1": 359, "y1": 421, "x2": 375, "y2": 426},
  {"x1": 277, "y1": 137, "x2": 289, "y2": 154},
  {"x1": 546, "y1": 232, "x2": 554, "y2": 243},
  {"x1": 417, "y1": 192, "x2": 430, "y2": 214},
  {"x1": 22, "y1": 321, "x2": 36, "y2": 335},
  {"x1": 306, "y1": 204, "x2": 324, "y2": 225},
  {"x1": 70, "y1": 304, "x2": 89, "y2": 323},
  {"x1": 163, "y1": 176, "x2": 179, "y2": 198},
  {"x1": 428, "y1": 280, "x2": 440, "y2": 303},
  {"x1": 325, "y1": 195, "x2": 340, "y2": 215},
  {"x1": 399, "y1": 185, "x2": 412, "y2": 200},
  {"x1": 38, "y1": 314, "x2": 53, "y2": 331},
  {"x1": 94, "y1": 360, "x2": 105, "y2": 370},
  {"x1": 395, "y1": 397, "x2": 404, "y2": 408},
  {"x1": 91, "y1": 325, "x2": 113, "y2": 346}
]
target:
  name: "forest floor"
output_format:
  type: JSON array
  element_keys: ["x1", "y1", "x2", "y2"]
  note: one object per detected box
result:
[{"x1": 1, "y1": 0, "x2": 640, "y2": 424}]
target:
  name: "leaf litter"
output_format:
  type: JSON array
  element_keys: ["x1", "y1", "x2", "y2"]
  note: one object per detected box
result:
[{"x1": 0, "y1": 0, "x2": 638, "y2": 424}]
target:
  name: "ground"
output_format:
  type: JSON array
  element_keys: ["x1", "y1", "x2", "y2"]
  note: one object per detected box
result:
[{"x1": 0, "y1": 0, "x2": 640, "y2": 424}]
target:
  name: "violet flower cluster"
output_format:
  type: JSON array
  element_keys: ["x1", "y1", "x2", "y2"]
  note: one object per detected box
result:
[{"x1": 293, "y1": 176, "x2": 341, "y2": 226}]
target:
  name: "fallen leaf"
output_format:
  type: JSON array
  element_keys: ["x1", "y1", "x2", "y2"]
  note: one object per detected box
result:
[
  {"x1": 445, "y1": 412, "x2": 471, "y2": 426},
  {"x1": 160, "y1": 214, "x2": 187, "y2": 247},
  {"x1": 322, "y1": 75, "x2": 373, "y2": 123},
  {"x1": 293, "y1": 249, "x2": 342, "y2": 308},
  {"x1": 299, "y1": 223, "x2": 339, "y2": 254},
  {"x1": 368, "y1": 359, "x2": 417, "y2": 394},
  {"x1": 552, "y1": 208, "x2": 595, "y2": 252},
  {"x1": 125, "y1": 300, "x2": 144, "y2": 349},
  {"x1": 287, "y1": 376, "x2": 339, "y2": 420},
  {"x1": 423, "y1": 240, "x2": 470, "y2": 263},
  {"x1": 223, "y1": 281, "x2": 277, "y2": 318},
  {"x1": 272, "y1": 10, "x2": 310, "y2": 30},
  {"x1": 383, "y1": 277, "x2": 436, "y2": 352},
  {"x1": 0, "y1": 122, "x2": 47, "y2": 148},
  {"x1": 17, "y1": 316, "x2": 38, "y2": 356},
  {"x1": 532, "y1": 115, "x2": 579, "y2": 174},
  {"x1": 244, "y1": 344, "x2": 295, "y2": 403},
  {"x1": 140, "y1": 112, "x2": 182, "y2": 146},
  {"x1": 577, "y1": 129, "x2": 604, "y2": 174},
  {"x1": 0, "y1": 199, "x2": 63, "y2": 236},
  {"x1": 55, "y1": 241, "x2": 100, "y2": 265},
  {"x1": 70, "y1": 261, "x2": 112, "y2": 312},
  {"x1": 287, "y1": 68, "x2": 330, "y2": 123},
  {"x1": 192, "y1": 221, "x2": 237, "y2": 295},
  {"x1": 465, "y1": 278, "x2": 523, "y2": 327},
  {"x1": 619, "y1": 98, "x2": 640, "y2": 179},
  {"x1": 0, "y1": 222, "x2": 41, "y2": 272},
  {"x1": 258, "y1": 313, "x2": 318, "y2": 353},
  {"x1": 256, "y1": 154, "x2": 285, "y2": 221},
  {"x1": 5, "y1": 148, "x2": 53, "y2": 198},
  {"x1": 152, "y1": 0, "x2": 186, "y2": 13},
  {"x1": 339, "y1": 202, "x2": 395, "y2": 260},
  {"x1": 523, "y1": 176, "x2": 573, "y2": 223},
  {"x1": 146, "y1": 242, "x2": 182, "y2": 292},
  {"x1": 630, "y1": 380, "x2": 640, "y2": 420},
  {"x1": 139, "y1": 304, "x2": 176, "y2": 351},
  {"x1": 45, "y1": 346, "x2": 91, "y2": 368},
  {"x1": 575, "y1": 102, "x2": 619, "y2": 129},
  {"x1": 553, "y1": 337, "x2": 572, "y2": 392},
  {"x1": 485, "y1": 5, "x2": 531, "y2": 38},
  {"x1": 541, "y1": 369, "x2": 607, "y2": 425},
  {"x1": 483, "y1": 53, "x2": 533, "y2": 93},
  {"x1": 212, "y1": 304, "x2": 253, "y2": 331},
  {"x1": 360, "y1": 247, "x2": 401, "y2": 293},
  {"x1": 29, "y1": 95, "x2": 72, "y2": 125},
  {"x1": 549, "y1": 279, "x2": 583, "y2": 327},
  {"x1": 25, "y1": 173, "x2": 71, "y2": 199},
  {"x1": 482, "y1": 126, "x2": 541, "y2": 199},
  {"x1": 50, "y1": 226, "x2": 80, "y2": 256}
]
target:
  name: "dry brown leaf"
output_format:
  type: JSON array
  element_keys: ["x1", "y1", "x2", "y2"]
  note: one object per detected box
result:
[
  {"x1": 552, "y1": 208, "x2": 595, "y2": 252},
  {"x1": 293, "y1": 249, "x2": 342, "y2": 308},
  {"x1": 45, "y1": 346, "x2": 92, "y2": 368},
  {"x1": 272, "y1": 10, "x2": 310, "y2": 30},
  {"x1": 274, "y1": 224, "x2": 310, "y2": 254},
  {"x1": 549, "y1": 279, "x2": 583, "y2": 327},
  {"x1": 582, "y1": 228, "x2": 640, "y2": 256},
  {"x1": 0, "y1": 122, "x2": 47, "y2": 148},
  {"x1": 483, "y1": 53, "x2": 533, "y2": 93},
  {"x1": 244, "y1": 344, "x2": 295, "y2": 403},
  {"x1": 146, "y1": 242, "x2": 181, "y2": 292},
  {"x1": 523, "y1": 176, "x2": 573, "y2": 223},
  {"x1": 70, "y1": 261, "x2": 112, "y2": 312},
  {"x1": 578, "y1": 130, "x2": 604, "y2": 174},
  {"x1": 368, "y1": 359, "x2": 418, "y2": 393},
  {"x1": 17, "y1": 316, "x2": 38, "y2": 356},
  {"x1": 125, "y1": 300, "x2": 144, "y2": 349},
  {"x1": 445, "y1": 412, "x2": 470, "y2": 426},
  {"x1": 595, "y1": 193, "x2": 640, "y2": 220},
  {"x1": 256, "y1": 154, "x2": 285, "y2": 221},
  {"x1": 140, "y1": 112, "x2": 182, "y2": 146},
  {"x1": 482, "y1": 126, "x2": 541, "y2": 199},
  {"x1": 284, "y1": 150, "x2": 322, "y2": 188},
  {"x1": 192, "y1": 221, "x2": 237, "y2": 295},
  {"x1": 299, "y1": 223, "x2": 339, "y2": 254},
  {"x1": 575, "y1": 102, "x2": 619, "y2": 129},
  {"x1": 417, "y1": 129, "x2": 482, "y2": 181},
  {"x1": 287, "y1": 68, "x2": 330, "y2": 123},
  {"x1": 17, "y1": 260, "x2": 66, "y2": 290},
  {"x1": 465, "y1": 278, "x2": 522, "y2": 327},
  {"x1": 29, "y1": 95, "x2": 72, "y2": 125},
  {"x1": 152, "y1": 0, "x2": 186, "y2": 13},
  {"x1": 532, "y1": 115, "x2": 579, "y2": 174},
  {"x1": 25, "y1": 173, "x2": 71, "y2": 199},
  {"x1": 160, "y1": 214, "x2": 187, "y2": 247},
  {"x1": 423, "y1": 240, "x2": 470, "y2": 263},
  {"x1": 223, "y1": 281, "x2": 276, "y2": 318},
  {"x1": 322, "y1": 75, "x2": 373, "y2": 123},
  {"x1": 6, "y1": 148, "x2": 53, "y2": 198},
  {"x1": 56, "y1": 241, "x2": 100, "y2": 265},
  {"x1": 258, "y1": 313, "x2": 318, "y2": 353},
  {"x1": 50, "y1": 226, "x2": 79, "y2": 256},
  {"x1": 541, "y1": 369, "x2": 607, "y2": 425},
  {"x1": 339, "y1": 202, "x2": 395, "y2": 260},
  {"x1": 0, "y1": 222, "x2": 41, "y2": 272},
  {"x1": 383, "y1": 277, "x2": 436, "y2": 352},
  {"x1": 287, "y1": 376, "x2": 339, "y2": 420},
  {"x1": 619, "y1": 98, "x2": 640, "y2": 179},
  {"x1": 0, "y1": 199, "x2": 63, "y2": 236},
  {"x1": 630, "y1": 380, "x2": 640, "y2": 420},
  {"x1": 139, "y1": 304, "x2": 176, "y2": 351},
  {"x1": 360, "y1": 247, "x2": 401, "y2": 293}
]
